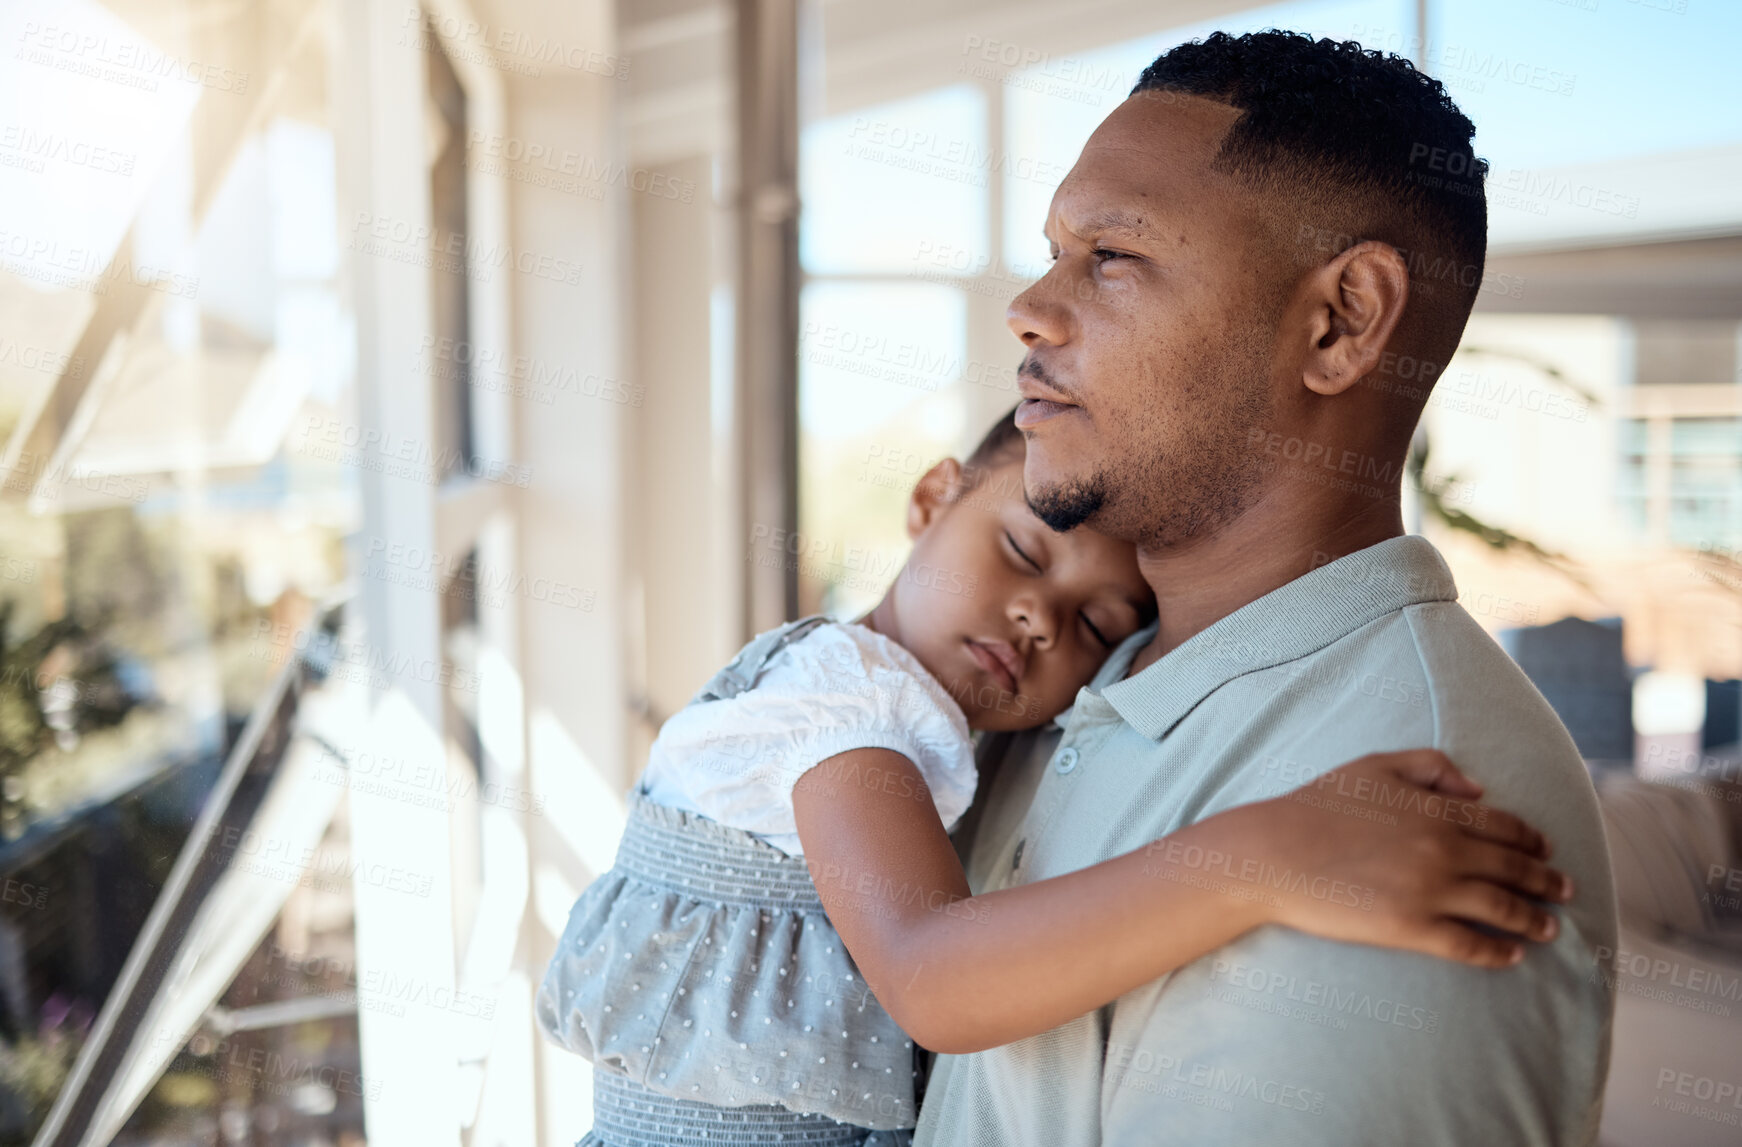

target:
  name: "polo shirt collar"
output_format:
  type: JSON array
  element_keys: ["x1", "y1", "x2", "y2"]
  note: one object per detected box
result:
[{"x1": 1096, "y1": 534, "x2": 1459, "y2": 741}]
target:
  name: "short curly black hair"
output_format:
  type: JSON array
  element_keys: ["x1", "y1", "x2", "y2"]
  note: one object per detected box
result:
[{"x1": 1132, "y1": 29, "x2": 1488, "y2": 315}]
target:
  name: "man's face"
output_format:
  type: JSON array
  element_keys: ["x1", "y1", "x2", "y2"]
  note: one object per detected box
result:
[{"x1": 1009, "y1": 91, "x2": 1288, "y2": 548}]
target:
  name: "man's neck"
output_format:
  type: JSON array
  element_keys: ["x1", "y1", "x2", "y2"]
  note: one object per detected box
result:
[{"x1": 1126, "y1": 489, "x2": 1406, "y2": 677}]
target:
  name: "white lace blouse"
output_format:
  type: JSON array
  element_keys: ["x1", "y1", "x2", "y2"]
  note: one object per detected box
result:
[{"x1": 638, "y1": 621, "x2": 978, "y2": 857}]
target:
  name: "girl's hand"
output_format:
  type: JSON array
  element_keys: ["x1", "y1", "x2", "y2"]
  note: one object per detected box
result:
[{"x1": 1213, "y1": 749, "x2": 1572, "y2": 968}]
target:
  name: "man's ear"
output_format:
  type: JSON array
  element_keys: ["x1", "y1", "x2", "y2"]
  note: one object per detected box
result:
[
  {"x1": 1300, "y1": 240, "x2": 1410, "y2": 397},
  {"x1": 908, "y1": 458, "x2": 962, "y2": 539}
]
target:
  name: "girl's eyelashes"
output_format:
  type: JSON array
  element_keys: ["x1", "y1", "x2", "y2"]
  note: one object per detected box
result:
[
  {"x1": 1080, "y1": 612, "x2": 1113, "y2": 648},
  {"x1": 1003, "y1": 530, "x2": 1043, "y2": 573}
]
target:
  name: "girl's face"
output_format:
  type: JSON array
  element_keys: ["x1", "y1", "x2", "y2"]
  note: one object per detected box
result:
[{"x1": 871, "y1": 453, "x2": 1155, "y2": 731}]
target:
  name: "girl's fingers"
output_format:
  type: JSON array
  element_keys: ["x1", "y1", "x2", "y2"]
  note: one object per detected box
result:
[
  {"x1": 1411, "y1": 920, "x2": 1526, "y2": 969},
  {"x1": 1458, "y1": 840, "x2": 1572, "y2": 903},
  {"x1": 1438, "y1": 880, "x2": 1560, "y2": 944},
  {"x1": 1380, "y1": 749, "x2": 1484, "y2": 799},
  {"x1": 1458, "y1": 804, "x2": 1551, "y2": 860}
]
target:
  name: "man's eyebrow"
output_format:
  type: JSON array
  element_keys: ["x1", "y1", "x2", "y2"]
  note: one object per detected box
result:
[{"x1": 1047, "y1": 209, "x2": 1160, "y2": 245}]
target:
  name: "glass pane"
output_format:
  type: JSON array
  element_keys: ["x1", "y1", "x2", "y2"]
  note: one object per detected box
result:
[
  {"x1": 1670, "y1": 416, "x2": 1742, "y2": 457},
  {"x1": 1430, "y1": 0, "x2": 1742, "y2": 170},
  {"x1": 0, "y1": 0, "x2": 360, "y2": 1135},
  {"x1": 797, "y1": 281, "x2": 968, "y2": 620},
  {"x1": 1670, "y1": 419, "x2": 1742, "y2": 548},
  {"x1": 800, "y1": 84, "x2": 987, "y2": 275}
]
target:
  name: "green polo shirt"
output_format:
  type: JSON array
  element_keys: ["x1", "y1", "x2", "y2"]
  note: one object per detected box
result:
[{"x1": 915, "y1": 535, "x2": 1617, "y2": 1146}]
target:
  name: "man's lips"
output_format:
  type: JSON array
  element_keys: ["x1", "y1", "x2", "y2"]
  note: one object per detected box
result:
[
  {"x1": 1014, "y1": 397, "x2": 1078, "y2": 429},
  {"x1": 965, "y1": 638, "x2": 1022, "y2": 695}
]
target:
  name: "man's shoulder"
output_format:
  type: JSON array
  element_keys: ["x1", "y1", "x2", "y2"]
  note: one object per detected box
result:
[
  {"x1": 1396, "y1": 599, "x2": 1575, "y2": 735},
  {"x1": 1255, "y1": 596, "x2": 1582, "y2": 756}
]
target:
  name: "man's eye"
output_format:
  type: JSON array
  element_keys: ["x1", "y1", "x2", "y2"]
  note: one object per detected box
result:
[{"x1": 1092, "y1": 248, "x2": 1131, "y2": 263}]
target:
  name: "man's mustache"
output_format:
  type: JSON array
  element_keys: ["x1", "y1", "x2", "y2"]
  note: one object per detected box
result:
[{"x1": 1017, "y1": 355, "x2": 1078, "y2": 402}]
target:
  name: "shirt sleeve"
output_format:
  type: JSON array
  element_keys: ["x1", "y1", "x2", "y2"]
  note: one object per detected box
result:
[{"x1": 643, "y1": 623, "x2": 978, "y2": 855}]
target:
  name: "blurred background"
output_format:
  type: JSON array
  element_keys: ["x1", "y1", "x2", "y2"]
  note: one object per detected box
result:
[{"x1": 0, "y1": 0, "x2": 1739, "y2": 1143}]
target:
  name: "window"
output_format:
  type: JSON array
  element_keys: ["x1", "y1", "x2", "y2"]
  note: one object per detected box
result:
[
  {"x1": 797, "y1": 85, "x2": 987, "y2": 620},
  {"x1": 1669, "y1": 417, "x2": 1742, "y2": 547}
]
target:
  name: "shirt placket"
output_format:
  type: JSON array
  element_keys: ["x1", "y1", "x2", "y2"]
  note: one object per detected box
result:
[{"x1": 1007, "y1": 692, "x2": 1122, "y2": 884}]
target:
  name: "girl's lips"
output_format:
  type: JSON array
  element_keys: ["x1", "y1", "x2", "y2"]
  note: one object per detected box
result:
[{"x1": 965, "y1": 639, "x2": 1019, "y2": 695}]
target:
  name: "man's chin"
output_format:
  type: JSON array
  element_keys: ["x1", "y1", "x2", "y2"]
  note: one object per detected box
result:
[{"x1": 1024, "y1": 472, "x2": 1107, "y2": 533}]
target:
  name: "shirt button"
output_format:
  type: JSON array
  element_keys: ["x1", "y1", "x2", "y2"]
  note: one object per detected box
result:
[
  {"x1": 1054, "y1": 747, "x2": 1080, "y2": 774},
  {"x1": 1012, "y1": 839, "x2": 1026, "y2": 870}
]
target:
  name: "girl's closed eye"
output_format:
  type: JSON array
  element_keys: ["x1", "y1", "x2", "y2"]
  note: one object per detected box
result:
[
  {"x1": 1080, "y1": 612, "x2": 1113, "y2": 649},
  {"x1": 1003, "y1": 530, "x2": 1043, "y2": 574}
]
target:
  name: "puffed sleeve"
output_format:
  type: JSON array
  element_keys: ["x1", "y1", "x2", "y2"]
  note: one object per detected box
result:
[{"x1": 641, "y1": 623, "x2": 977, "y2": 857}]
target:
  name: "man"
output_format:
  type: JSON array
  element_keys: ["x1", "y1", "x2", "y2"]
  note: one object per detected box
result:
[{"x1": 914, "y1": 30, "x2": 1616, "y2": 1146}]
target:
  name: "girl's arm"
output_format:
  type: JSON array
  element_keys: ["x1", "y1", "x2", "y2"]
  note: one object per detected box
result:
[{"x1": 791, "y1": 746, "x2": 1570, "y2": 1055}]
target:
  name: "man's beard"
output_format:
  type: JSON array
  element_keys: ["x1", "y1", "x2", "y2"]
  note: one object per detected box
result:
[{"x1": 1027, "y1": 472, "x2": 1107, "y2": 533}]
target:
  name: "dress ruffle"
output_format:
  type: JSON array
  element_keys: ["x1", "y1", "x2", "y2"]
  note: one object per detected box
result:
[{"x1": 538, "y1": 795, "x2": 919, "y2": 1132}]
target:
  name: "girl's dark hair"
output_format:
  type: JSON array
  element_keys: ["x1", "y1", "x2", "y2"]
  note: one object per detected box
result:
[{"x1": 964, "y1": 405, "x2": 1024, "y2": 473}]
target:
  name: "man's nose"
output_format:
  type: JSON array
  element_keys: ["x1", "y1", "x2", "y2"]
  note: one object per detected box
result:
[{"x1": 1007, "y1": 277, "x2": 1070, "y2": 348}]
